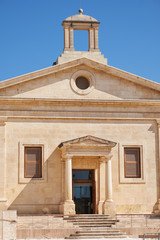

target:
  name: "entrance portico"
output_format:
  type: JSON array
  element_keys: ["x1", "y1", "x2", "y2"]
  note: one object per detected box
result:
[{"x1": 58, "y1": 135, "x2": 116, "y2": 216}]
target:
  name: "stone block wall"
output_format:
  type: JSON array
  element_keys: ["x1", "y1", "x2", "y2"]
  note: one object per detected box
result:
[
  {"x1": 17, "y1": 215, "x2": 78, "y2": 239},
  {"x1": 0, "y1": 210, "x2": 17, "y2": 240},
  {"x1": 116, "y1": 214, "x2": 160, "y2": 237}
]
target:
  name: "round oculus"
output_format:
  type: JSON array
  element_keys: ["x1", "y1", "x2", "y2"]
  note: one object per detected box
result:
[{"x1": 75, "y1": 76, "x2": 90, "y2": 90}]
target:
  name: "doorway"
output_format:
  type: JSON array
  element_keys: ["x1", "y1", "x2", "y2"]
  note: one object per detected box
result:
[{"x1": 72, "y1": 170, "x2": 95, "y2": 214}]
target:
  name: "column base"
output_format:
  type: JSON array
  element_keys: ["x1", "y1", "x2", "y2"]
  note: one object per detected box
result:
[
  {"x1": 103, "y1": 200, "x2": 116, "y2": 216},
  {"x1": 63, "y1": 48, "x2": 75, "y2": 52},
  {"x1": 153, "y1": 199, "x2": 160, "y2": 213},
  {"x1": 62, "y1": 200, "x2": 75, "y2": 215},
  {"x1": 89, "y1": 48, "x2": 100, "y2": 52},
  {"x1": 98, "y1": 200, "x2": 104, "y2": 214}
]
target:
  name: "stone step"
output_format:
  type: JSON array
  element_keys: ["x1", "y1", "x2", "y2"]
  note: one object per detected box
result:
[
  {"x1": 64, "y1": 214, "x2": 126, "y2": 239},
  {"x1": 72, "y1": 221, "x2": 115, "y2": 225},
  {"x1": 78, "y1": 226, "x2": 116, "y2": 230},
  {"x1": 72, "y1": 232, "x2": 125, "y2": 236},
  {"x1": 76, "y1": 229, "x2": 121, "y2": 233},
  {"x1": 77, "y1": 224, "x2": 112, "y2": 228},
  {"x1": 64, "y1": 214, "x2": 110, "y2": 217},
  {"x1": 67, "y1": 219, "x2": 117, "y2": 223},
  {"x1": 66, "y1": 236, "x2": 126, "y2": 239},
  {"x1": 64, "y1": 214, "x2": 111, "y2": 220},
  {"x1": 66, "y1": 234, "x2": 127, "y2": 239}
]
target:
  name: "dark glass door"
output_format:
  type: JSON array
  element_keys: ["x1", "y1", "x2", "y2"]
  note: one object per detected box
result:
[
  {"x1": 72, "y1": 170, "x2": 95, "y2": 214},
  {"x1": 74, "y1": 182, "x2": 92, "y2": 214}
]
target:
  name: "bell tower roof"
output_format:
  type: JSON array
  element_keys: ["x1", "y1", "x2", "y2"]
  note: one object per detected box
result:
[{"x1": 63, "y1": 9, "x2": 100, "y2": 24}]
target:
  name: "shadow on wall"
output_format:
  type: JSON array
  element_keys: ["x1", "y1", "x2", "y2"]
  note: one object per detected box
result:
[{"x1": 8, "y1": 147, "x2": 63, "y2": 214}]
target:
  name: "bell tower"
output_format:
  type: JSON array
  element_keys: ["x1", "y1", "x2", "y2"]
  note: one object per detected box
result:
[{"x1": 56, "y1": 10, "x2": 107, "y2": 64}]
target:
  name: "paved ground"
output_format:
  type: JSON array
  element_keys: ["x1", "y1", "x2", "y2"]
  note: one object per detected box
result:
[{"x1": 17, "y1": 238, "x2": 144, "y2": 240}]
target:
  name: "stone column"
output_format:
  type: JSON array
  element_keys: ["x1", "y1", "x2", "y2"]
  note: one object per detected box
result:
[
  {"x1": 89, "y1": 28, "x2": 94, "y2": 51},
  {"x1": 65, "y1": 156, "x2": 72, "y2": 201},
  {"x1": 0, "y1": 121, "x2": 7, "y2": 210},
  {"x1": 63, "y1": 27, "x2": 70, "y2": 51},
  {"x1": 103, "y1": 155, "x2": 116, "y2": 216},
  {"x1": 98, "y1": 157, "x2": 106, "y2": 214},
  {"x1": 62, "y1": 155, "x2": 75, "y2": 215},
  {"x1": 94, "y1": 27, "x2": 99, "y2": 51},
  {"x1": 153, "y1": 120, "x2": 160, "y2": 213},
  {"x1": 69, "y1": 27, "x2": 74, "y2": 51}
]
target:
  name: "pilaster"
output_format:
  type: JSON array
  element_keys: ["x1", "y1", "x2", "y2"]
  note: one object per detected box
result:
[
  {"x1": 89, "y1": 28, "x2": 94, "y2": 51},
  {"x1": 153, "y1": 120, "x2": 160, "y2": 213},
  {"x1": 94, "y1": 27, "x2": 99, "y2": 51},
  {"x1": 63, "y1": 27, "x2": 70, "y2": 51},
  {"x1": 69, "y1": 27, "x2": 74, "y2": 51},
  {"x1": 0, "y1": 121, "x2": 7, "y2": 210}
]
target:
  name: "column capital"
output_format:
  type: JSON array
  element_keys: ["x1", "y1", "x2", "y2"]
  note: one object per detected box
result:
[
  {"x1": 62, "y1": 154, "x2": 73, "y2": 161},
  {"x1": 63, "y1": 25, "x2": 70, "y2": 29},
  {"x1": 99, "y1": 154, "x2": 113, "y2": 163},
  {"x1": 0, "y1": 117, "x2": 7, "y2": 126},
  {"x1": 99, "y1": 156, "x2": 107, "y2": 163},
  {"x1": 157, "y1": 120, "x2": 160, "y2": 128},
  {"x1": 94, "y1": 26, "x2": 99, "y2": 30},
  {"x1": 0, "y1": 122, "x2": 6, "y2": 126}
]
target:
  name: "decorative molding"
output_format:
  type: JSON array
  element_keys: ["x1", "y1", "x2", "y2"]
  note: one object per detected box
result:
[
  {"x1": 18, "y1": 140, "x2": 48, "y2": 184},
  {"x1": 70, "y1": 70, "x2": 95, "y2": 95},
  {"x1": 59, "y1": 135, "x2": 116, "y2": 161},
  {"x1": 119, "y1": 144, "x2": 145, "y2": 184}
]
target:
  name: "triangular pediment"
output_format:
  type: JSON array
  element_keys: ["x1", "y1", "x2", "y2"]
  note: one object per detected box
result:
[
  {"x1": 0, "y1": 57, "x2": 160, "y2": 100},
  {"x1": 58, "y1": 135, "x2": 116, "y2": 148}
]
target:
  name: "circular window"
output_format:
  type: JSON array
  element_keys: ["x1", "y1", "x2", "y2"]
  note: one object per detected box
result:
[
  {"x1": 70, "y1": 70, "x2": 95, "y2": 95},
  {"x1": 75, "y1": 76, "x2": 90, "y2": 90}
]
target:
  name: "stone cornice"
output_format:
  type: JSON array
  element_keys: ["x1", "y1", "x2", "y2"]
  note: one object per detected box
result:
[
  {"x1": 0, "y1": 97, "x2": 160, "y2": 107},
  {"x1": 0, "y1": 98, "x2": 159, "y2": 121}
]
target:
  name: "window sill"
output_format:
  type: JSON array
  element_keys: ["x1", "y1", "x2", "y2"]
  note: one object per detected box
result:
[
  {"x1": 120, "y1": 178, "x2": 146, "y2": 184},
  {"x1": 19, "y1": 177, "x2": 46, "y2": 184}
]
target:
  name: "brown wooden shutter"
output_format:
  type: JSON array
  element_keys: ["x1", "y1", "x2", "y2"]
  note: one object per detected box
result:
[
  {"x1": 24, "y1": 147, "x2": 42, "y2": 178},
  {"x1": 124, "y1": 148, "x2": 141, "y2": 178}
]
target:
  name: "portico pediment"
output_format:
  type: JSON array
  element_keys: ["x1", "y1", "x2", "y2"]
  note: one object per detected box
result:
[
  {"x1": 59, "y1": 135, "x2": 116, "y2": 147},
  {"x1": 58, "y1": 135, "x2": 116, "y2": 158}
]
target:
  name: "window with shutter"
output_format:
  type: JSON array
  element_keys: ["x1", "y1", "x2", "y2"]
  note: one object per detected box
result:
[
  {"x1": 24, "y1": 147, "x2": 42, "y2": 178},
  {"x1": 124, "y1": 148, "x2": 141, "y2": 178}
]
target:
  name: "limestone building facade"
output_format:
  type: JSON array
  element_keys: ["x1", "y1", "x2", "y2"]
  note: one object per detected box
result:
[{"x1": 0, "y1": 10, "x2": 160, "y2": 216}]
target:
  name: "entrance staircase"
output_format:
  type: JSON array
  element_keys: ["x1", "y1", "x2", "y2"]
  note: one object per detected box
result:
[{"x1": 64, "y1": 214, "x2": 127, "y2": 239}]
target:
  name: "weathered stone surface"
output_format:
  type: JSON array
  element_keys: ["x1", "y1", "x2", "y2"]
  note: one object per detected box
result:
[
  {"x1": 104, "y1": 200, "x2": 116, "y2": 216},
  {"x1": 0, "y1": 210, "x2": 17, "y2": 240}
]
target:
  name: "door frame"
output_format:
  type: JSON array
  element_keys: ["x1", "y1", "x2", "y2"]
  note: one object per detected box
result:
[{"x1": 72, "y1": 169, "x2": 96, "y2": 214}]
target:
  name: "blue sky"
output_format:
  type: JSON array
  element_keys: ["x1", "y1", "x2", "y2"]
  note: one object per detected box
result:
[{"x1": 0, "y1": 0, "x2": 160, "y2": 83}]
